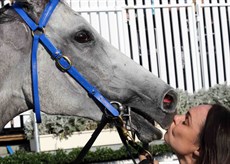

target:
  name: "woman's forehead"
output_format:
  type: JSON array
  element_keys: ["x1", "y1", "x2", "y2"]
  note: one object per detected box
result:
[
  {"x1": 190, "y1": 104, "x2": 212, "y2": 113},
  {"x1": 189, "y1": 105, "x2": 211, "y2": 127}
]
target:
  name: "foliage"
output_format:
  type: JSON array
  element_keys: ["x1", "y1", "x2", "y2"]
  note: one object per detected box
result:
[
  {"x1": 176, "y1": 83, "x2": 230, "y2": 114},
  {"x1": 149, "y1": 143, "x2": 172, "y2": 156},
  {"x1": 24, "y1": 113, "x2": 114, "y2": 140},
  {"x1": 0, "y1": 144, "x2": 172, "y2": 163},
  {"x1": 24, "y1": 113, "x2": 100, "y2": 140}
]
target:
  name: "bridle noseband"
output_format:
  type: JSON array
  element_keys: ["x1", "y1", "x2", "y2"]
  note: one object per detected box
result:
[{"x1": 11, "y1": 0, "x2": 153, "y2": 163}]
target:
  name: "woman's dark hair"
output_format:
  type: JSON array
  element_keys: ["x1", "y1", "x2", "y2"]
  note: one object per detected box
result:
[{"x1": 198, "y1": 104, "x2": 230, "y2": 164}]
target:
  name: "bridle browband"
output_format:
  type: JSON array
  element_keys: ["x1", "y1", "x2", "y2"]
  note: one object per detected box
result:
[{"x1": 11, "y1": 0, "x2": 153, "y2": 163}]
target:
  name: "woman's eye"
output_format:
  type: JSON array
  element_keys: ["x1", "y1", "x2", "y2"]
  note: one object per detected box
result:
[
  {"x1": 182, "y1": 118, "x2": 189, "y2": 125},
  {"x1": 74, "y1": 30, "x2": 93, "y2": 43},
  {"x1": 182, "y1": 121, "x2": 187, "y2": 125}
]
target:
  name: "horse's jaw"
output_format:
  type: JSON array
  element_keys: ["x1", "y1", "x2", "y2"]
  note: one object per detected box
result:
[
  {"x1": 125, "y1": 90, "x2": 177, "y2": 143},
  {"x1": 130, "y1": 110, "x2": 163, "y2": 142},
  {"x1": 130, "y1": 107, "x2": 175, "y2": 143}
]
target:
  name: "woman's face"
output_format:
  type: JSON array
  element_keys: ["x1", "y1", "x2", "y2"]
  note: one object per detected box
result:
[{"x1": 164, "y1": 105, "x2": 211, "y2": 155}]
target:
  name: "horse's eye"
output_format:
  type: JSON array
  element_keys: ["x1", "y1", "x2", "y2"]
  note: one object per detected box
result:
[{"x1": 74, "y1": 30, "x2": 93, "y2": 43}]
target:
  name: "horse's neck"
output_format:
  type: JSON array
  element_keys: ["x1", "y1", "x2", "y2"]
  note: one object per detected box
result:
[
  {"x1": 0, "y1": 52, "x2": 33, "y2": 130},
  {"x1": 0, "y1": 49, "x2": 32, "y2": 130},
  {"x1": 0, "y1": 19, "x2": 33, "y2": 131}
]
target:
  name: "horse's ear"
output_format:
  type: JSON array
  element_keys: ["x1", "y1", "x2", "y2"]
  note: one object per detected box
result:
[{"x1": 14, "y1": 0, "x2": 49, "y2": 23}]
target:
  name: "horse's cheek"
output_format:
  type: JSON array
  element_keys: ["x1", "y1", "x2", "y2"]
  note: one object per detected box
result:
[{"x1": 2, "y1": 21, "x2": 32, "y2": 52}]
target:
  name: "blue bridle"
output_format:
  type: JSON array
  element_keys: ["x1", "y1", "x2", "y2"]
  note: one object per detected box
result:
[{"x1": 12, "y1": 0, "x2": 119, "y2": 123}]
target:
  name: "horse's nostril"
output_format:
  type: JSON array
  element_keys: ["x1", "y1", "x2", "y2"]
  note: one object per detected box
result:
[
  {"x1": 163, "y1": 94, "x2": 173, "y2": 108},
  {"x1": 162, "y1": 90, "x2": 177, "y2": 112},
  {"x1": 164, "y1": 95, "x2": 173, "y2": 102}
]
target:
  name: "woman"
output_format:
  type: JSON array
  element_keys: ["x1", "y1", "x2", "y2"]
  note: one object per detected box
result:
[{"x1": 139, "y1": 104, "x2": 230, "y2": 164}]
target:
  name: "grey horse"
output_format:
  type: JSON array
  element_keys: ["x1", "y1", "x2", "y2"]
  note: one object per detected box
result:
[{"x1": 0, "y1": 0, "x2": 177, "y2": 143}]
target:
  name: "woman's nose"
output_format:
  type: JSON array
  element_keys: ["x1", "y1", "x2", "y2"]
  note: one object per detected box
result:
[{"x1": 173, "y1": 115, "x2": 184, "y2": 125}]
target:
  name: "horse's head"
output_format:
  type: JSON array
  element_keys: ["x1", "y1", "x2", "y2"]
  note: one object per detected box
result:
[{"x1": 0, "y1": 0, "x2": 177, "y2": 143}]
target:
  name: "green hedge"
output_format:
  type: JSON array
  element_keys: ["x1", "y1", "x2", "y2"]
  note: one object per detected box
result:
[
  {"x1": 176, "y1": 83, "x2": 230, "y2": 114},
  {"x1": 0, "y1": 144, "x2": 172, "y2": 163}
]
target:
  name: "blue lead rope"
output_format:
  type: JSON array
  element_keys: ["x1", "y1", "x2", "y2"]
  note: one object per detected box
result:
[{"x1": 12, "y1": 0, "x2": 119, "y2": 123}]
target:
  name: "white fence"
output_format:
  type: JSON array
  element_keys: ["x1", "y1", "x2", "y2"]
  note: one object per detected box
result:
[
  {"x1": 1, "y1": 0, "x2": 230, "y2": 128},
  {"x1": 65, "y1": 0, "x2": 230, "y2": 93}
]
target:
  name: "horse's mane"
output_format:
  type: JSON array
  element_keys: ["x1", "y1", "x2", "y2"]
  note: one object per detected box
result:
[
  {"x1": 0, "y1": 0, "x2": 48, "y2": 24},
  {"x1": 0, "y1": 4, "x2": 16, "y2": 24}
]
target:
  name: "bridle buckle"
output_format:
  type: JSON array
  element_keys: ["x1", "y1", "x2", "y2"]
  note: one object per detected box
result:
[{"x1": 55, "y1": 55, "x2": 72, "y2": 71}]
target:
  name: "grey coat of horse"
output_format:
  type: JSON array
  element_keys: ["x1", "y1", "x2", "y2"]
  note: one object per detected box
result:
[{"x1": 0, "y1": 0, "x2": 177, "y2": 143}]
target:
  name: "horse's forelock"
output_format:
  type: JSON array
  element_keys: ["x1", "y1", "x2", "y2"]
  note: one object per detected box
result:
[
  {"x1": 0, "y1": 4, "x2": 16, "y2": 23},
  {"x1": 14, "y1": 0, "x2": 48, "y2": 5},
  {"x1": 0, "y1": 1, "x2": 32, "y2": 24},
  {"x1": 13, "y1": 0, "x2": 49, "y2": 23}
]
